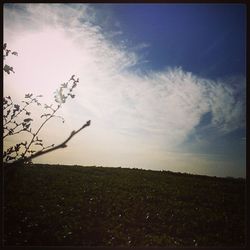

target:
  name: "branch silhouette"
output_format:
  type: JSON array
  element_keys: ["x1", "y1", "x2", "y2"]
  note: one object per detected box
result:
[
  {"x1": 3, "y1": 43, "x2": 91, "y2": 167},
  {"x1": 13, "y1": 120, "x2": 91, "y2": 165}
]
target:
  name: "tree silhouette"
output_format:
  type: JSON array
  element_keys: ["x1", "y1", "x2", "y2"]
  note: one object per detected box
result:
[{"x1": 3, "y1": 43, "x2": 91, "y2": 169}]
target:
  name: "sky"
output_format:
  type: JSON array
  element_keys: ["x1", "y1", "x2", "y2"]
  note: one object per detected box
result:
[{"x1": 3, "y1": 3, "x2": 246, "y2": 177}]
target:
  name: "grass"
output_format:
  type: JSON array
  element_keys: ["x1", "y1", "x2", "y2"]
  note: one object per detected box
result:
[{"x1": 3, "y1": 163, "x2": 246, "y2": 246}]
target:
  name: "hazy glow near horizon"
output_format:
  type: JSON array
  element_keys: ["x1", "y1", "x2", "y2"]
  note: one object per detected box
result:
[{"x1": 3, "y1": 4, "x2": 245, "y2": 177}]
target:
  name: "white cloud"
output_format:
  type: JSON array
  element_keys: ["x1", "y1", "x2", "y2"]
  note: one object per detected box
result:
[
  {"x1": 133, "y1": 42, "x2": 150, "y2": 51},
  {"x1": 197, "y1": 77, "x2": 245, "y2": 136},
  {"x1": 3, "y1": 4, "x2": 245, "y2": 176}
]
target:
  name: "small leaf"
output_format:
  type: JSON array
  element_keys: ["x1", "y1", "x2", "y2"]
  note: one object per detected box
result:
[
  {"x1": 23, "y1": 118, "x2": 33, "y2": 123},
  {"x1": 25, "y1": 123, "x2": 31, "y2": 129},
  {"x1": 41, "y1": 113, "x2": 51, "y2": 118},
  {"x1": 61, "y1": 83, "x2": 68, "y2": 88},
  {"x1": 14, "y1": 104, "x2": 20, "y2": 110},
  {"x1": 3, "y1": 65, "x2": 15, "y2": 74},
  {"x1": 6, "y1": 49, "x2": 11, "y2": 56},
  {"x1": 25, "y1": 93, "x2": 33, "y2": 98}
]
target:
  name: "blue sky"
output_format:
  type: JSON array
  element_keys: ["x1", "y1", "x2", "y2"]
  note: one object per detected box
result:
[
  {"x1": 4, "y1": 4, "x2": 246, "y2": 177},
  {"x1": 94, "y1": 4, "x2": 246, "y2": 78}
]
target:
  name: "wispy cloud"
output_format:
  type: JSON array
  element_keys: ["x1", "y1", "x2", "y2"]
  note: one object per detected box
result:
[{"x1": 3, "y1": 4, "x2": 245, "y2": 176}]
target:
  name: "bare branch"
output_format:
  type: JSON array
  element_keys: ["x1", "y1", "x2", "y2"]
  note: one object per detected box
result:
[
  {"x1": 3, "y1": 45, "x2": 84, "y2": 165},
  {"x1": 13, "y1": 120, "x2": 91, "y2": 165}
]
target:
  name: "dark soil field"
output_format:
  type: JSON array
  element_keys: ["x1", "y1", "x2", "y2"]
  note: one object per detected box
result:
[{"x1": 3, "y1": 164, "x2": 246, "y2": 247}]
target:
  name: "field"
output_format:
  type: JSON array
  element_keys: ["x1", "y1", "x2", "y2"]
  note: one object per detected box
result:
[{"x1": 3, "y1": 163, "x2": 246, "y2": 246}]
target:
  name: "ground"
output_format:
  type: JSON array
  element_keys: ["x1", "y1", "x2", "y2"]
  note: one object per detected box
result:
[{"x1": 3, "y1": 164, "x2": 246, "y2": 246}]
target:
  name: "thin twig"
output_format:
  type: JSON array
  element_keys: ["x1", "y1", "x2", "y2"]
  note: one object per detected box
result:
[
  {"x1": 12, "y1": 120, "x2": 91, "y2": 165},
  {"x1": 22, "y1": 105, "x2": 60, "y2": 157}
]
